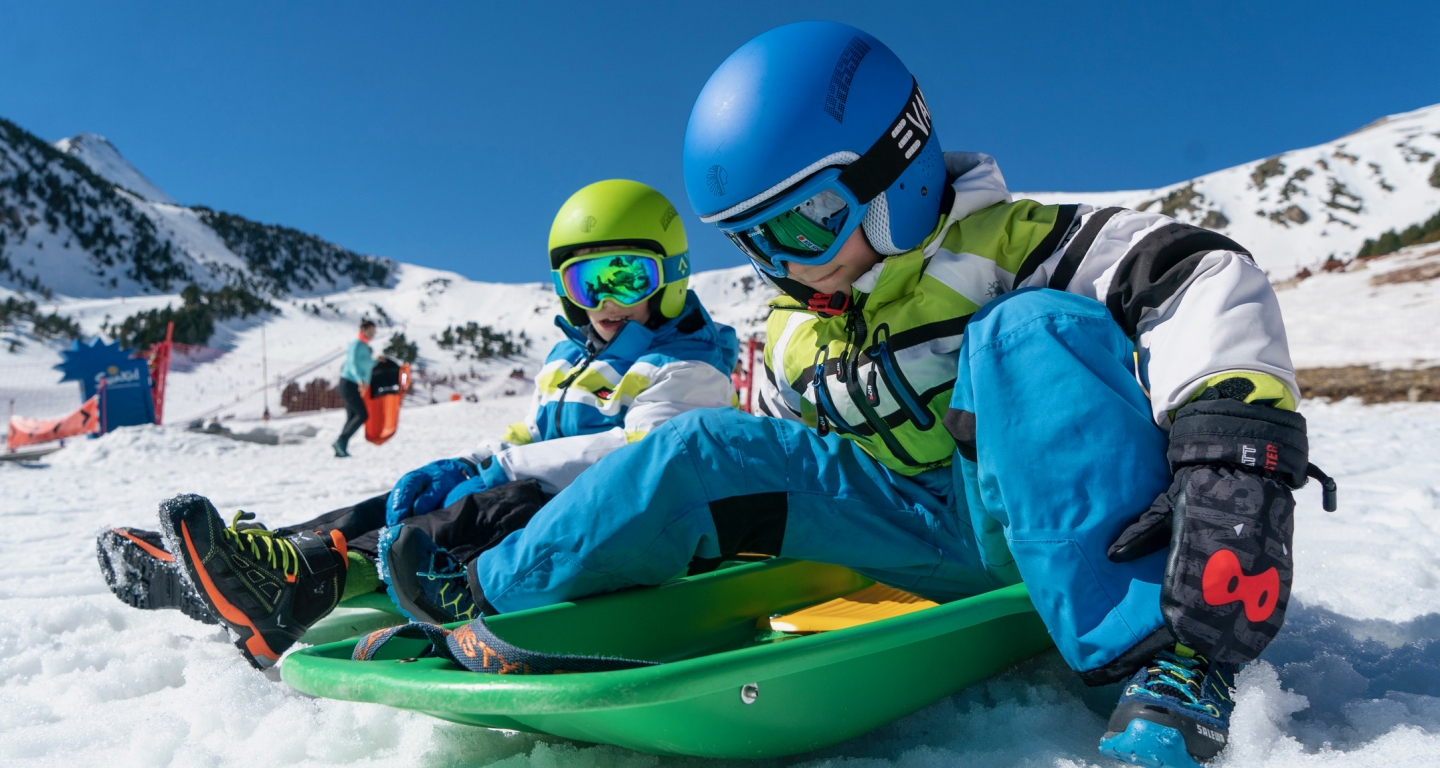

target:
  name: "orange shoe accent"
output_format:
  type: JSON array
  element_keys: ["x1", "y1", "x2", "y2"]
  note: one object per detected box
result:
[
  {"x1": 328, "y1": 529, "x2": 349, "y2": 567},
  {"x1": 180, "y1": 520, "x2": 280, "y2": 664},
  {"x1": 114, "y1": 529, "x2": 176, "y2": 563}
]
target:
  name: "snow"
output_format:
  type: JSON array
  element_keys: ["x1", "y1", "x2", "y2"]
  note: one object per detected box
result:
[
  {"x1": 53, "y1": 133, "x2": 177, "y2": 205},
  {"x1": 3, "y1": 392, "x2": 1439, "y2": 766},
  {"x1": 1, "y1": 261, "x2": 773, "y2": 427},
  {"x1": 3, "y1": 102, "x2": 1438, "y2": 768},
  {"x1": 1019, "y1": 103, "x2": 1440, "y2": 280},
  {"x1": 1275, "y1": 244, "x2": 1440, "y2": 369}
]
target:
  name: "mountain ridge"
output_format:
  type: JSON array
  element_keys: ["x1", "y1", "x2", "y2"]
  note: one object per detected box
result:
[
  {"x1": 0, "y1": 117, "x2": 392, "y2": 300},
  {"x1": 1020, "y1": 103, "x2": 1440, "y2": 279}
]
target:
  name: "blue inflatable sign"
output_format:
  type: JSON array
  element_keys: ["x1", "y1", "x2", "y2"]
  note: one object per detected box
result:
[{"x1": 55, "y1": 339, "x2": 156, "y2": 431}]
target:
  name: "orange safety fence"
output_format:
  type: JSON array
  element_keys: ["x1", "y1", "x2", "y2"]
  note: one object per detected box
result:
[{"x1": 7, "y1": 395, "x2": 100, "y2": 451}]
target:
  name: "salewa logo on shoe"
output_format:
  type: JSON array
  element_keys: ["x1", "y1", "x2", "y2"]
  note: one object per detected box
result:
[
  {"x1": 890, "y1": 86, "x2": 931, "y2": 160},
  {"x1": 1196, "y1": 723, "x2": 1226, "y2": 744}
]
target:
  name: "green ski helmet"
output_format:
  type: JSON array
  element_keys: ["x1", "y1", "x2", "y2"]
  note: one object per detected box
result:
[{"x1": 548, "y1": 179, "x2": 691, "y2": 327}]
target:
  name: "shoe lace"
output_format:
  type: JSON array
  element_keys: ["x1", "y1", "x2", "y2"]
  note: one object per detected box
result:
[
  {"x1": 417, "y1": 551, "x2": 475, "y2": 621},
  {"x1": 1130, "y1": 647, "x2": 1223, "y2": 717},
  {"x1": 222, "y1": 511, "x2": 300, "y2": 580},
  {"x1": 416, "y1": 550, "x2": 465, "y2": 581}
]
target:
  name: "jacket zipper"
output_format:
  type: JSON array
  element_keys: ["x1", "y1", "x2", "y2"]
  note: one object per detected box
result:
[
  {"x1": 837, "y1": 300, "x2": 927, "y2": 468},
  {"x1": 552, "y1": 348, "x2": 597, "y2": 439},
  {"x1": 868, "y1": 323, "x2": 937, "y2": 430},
  {"x1": 810, "y1": 347, "x2": 857, "y2": 438}
]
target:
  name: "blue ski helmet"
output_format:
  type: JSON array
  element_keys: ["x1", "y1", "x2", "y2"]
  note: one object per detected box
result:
[{"x1": 682, "y1": 21, "x2": 945, "y2": 278}]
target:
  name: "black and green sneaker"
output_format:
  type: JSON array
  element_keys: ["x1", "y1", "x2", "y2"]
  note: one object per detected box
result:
[
  {"x1": 158, "y1": 494, "x2": 348, "y2": 669},
  {"x1": 96, "y1": 527, "x2": 218, "y2": 624},
  {"x1": 381, "y1": 525, "x2": 479, "y2": 624}
]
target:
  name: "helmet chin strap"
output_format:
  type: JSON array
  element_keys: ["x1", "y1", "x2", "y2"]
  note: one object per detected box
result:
[{"x1": 765, "y1": 273, "x2": 851, "y2": 317}]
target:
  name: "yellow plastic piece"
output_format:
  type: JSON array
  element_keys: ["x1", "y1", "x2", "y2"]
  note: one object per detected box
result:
[
  {"x1": 768, "y1": 583, "x2": 939, "y2": 633},
  {"x1": 501, "y1": 423, "x2": 534, "y2": 446}
]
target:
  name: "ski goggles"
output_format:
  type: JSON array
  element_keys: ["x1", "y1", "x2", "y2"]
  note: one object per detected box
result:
[
  {"x1": 708, "y1": 167, "x2": 866, "y2": 279},
  {"x1": 551, "y1": 250, "x2": 690, "y2": 310},
  {"x1": 703, "y1": 78, "x2": 935, "y2": 279}
]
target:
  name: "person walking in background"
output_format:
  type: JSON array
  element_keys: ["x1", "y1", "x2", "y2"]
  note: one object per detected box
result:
[{"x1": 335, "y1": 319, "x2": 379, "y2": 457}]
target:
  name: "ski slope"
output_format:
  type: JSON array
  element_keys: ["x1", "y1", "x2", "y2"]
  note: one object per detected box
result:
[
  {"x1": 1021, "y1": 103, "x2": 1440, "y2": 280},
  {"x1": 2, "y1": 389, "x2": 1438, "y2": 766}
]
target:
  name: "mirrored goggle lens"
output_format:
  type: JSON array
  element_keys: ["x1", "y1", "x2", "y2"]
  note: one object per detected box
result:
[
  {"x1": 560, "y1": 254, "x2": 662, "y2": 310},
  {"x1": 728, "y1": 188, "x2": 851, "y2": 270}
]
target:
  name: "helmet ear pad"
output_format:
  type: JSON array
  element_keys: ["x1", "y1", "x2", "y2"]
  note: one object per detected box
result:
[
  {"x1": 560, "y1": 297, "x2": 589, "y2": 327},
  {"x1": 657, "y1": 279, "x2": 688, "y2": 319},
  {"x1": 861, "y1": 134, "x2": 947, "y2": 255}
]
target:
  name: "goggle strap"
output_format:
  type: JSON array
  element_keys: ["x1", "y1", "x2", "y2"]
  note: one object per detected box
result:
[
  {"x1": 837, "y1": 78, "x2": 932, "y2": 204},
  {"x1": 660, "y1": 252, "x2": 691, "y2": 284}
]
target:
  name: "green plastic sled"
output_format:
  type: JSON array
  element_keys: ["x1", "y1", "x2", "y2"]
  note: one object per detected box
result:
[{"x1": 282, "y1": 559, "x2": 1053, "y2": 758}]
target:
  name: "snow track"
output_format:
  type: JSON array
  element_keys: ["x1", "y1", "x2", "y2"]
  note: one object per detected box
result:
[{"x1": 2, "y1": 398, "x2": 1438, "y2": 766}]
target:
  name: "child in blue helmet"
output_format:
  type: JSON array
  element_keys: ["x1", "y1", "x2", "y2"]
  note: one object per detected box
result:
[{"x1": 449, "y1": 22, "x2": 1333, "y2": 768}]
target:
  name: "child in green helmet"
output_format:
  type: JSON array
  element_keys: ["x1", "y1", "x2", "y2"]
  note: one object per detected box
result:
[{"x1": 96, "y1": 180, "x2": 740, "y2": 669}]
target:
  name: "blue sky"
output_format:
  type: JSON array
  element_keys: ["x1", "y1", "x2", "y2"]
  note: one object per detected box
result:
[{"x1": 3, "y1": 1, "x2": 1438, "y2": 283}]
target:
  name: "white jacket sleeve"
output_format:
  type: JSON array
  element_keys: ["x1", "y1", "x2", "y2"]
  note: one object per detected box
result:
[
  {"x1": 491, "y1": 359, "x2": 735, "y2": 494},
  {"x1": 1016, "y1": 206, "x2": 1297, "y2": 426}
]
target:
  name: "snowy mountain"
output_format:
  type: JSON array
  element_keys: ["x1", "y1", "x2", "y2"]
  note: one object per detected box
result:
[
  {"x1": 52, "y1": 133, "x2": 176, "y2": 205},
  {"x1": 5, "y1": 105, "x2": 1438, "y2": 425},
  {"x1": 0, "y1": 118, "x2": 392, "y2": 299},
  {"x1": 1022, "y1": 103, "x2": 1440, "y2": 279}
]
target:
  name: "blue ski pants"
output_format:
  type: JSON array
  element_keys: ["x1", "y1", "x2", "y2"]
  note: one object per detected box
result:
[{"x1": 475, "y1": 289, "x2": 1173, "y2": 675}]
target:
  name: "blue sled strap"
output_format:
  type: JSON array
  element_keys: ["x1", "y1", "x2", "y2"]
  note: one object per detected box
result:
[{"x1": 352, "y1": 619, "x2": 659, "y2": 675}]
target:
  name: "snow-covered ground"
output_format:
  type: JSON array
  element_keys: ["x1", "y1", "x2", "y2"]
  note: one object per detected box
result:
[
  {"x1": 1276, "y1": 244, "x2": 1440, "y2": 369},
  {"x1": 2, "y1": 393, "x2": 1438, "y2": 767}
]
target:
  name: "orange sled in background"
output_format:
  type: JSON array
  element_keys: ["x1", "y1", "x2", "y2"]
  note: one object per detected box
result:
[{"x1": 362, "y1": 360, "x2": 410, "y2": 446}]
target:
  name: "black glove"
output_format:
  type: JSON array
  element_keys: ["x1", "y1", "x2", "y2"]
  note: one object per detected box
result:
[{"x1": 1108, "y1": 395, "x2": 1336, "y2": 665}]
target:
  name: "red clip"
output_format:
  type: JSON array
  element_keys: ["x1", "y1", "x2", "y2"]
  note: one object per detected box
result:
[{"x1": 807, "y1": 292, "x2": 850, "y2": 317}]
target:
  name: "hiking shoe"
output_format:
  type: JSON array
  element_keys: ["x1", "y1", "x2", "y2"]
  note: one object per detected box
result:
[
  {"x1": 1099, "y1": 645, "x2": 1237, "y2": 767},
  {"x1": 96, "y1": 527, "x2": 218, "y2": 624},
  {"x1": 158, "y1": 494, "x2": 348, "y2": 669},
  {"x1": 381, "y1": 525, "x2": 478, "y2": 624}
]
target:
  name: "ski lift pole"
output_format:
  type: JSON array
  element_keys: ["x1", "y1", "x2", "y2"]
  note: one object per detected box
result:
[{"x1": 261, "y1": 325, "x2": 271, "y2": 422}]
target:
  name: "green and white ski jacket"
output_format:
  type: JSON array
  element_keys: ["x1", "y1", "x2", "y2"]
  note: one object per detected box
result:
[{"x1": 758, "y1": 152, "x2": 1297, "y2": 476}]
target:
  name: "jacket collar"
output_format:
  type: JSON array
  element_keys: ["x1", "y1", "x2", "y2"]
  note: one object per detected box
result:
[
  {"x1": 553, "y1": 291, "x2": 715, "y2": 362},
  {"x1": 921, "y1": 151, "x2": 1013, "y2": 258},
  {"x1": 850, "y1": 152, "x2": 1013, "y2": 306}
]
